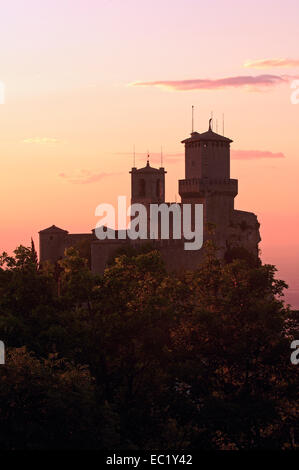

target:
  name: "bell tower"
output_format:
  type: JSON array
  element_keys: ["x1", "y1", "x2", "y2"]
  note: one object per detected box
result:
[{"x1": 130, "y1": 157, "x2": 166, "y2": 206}]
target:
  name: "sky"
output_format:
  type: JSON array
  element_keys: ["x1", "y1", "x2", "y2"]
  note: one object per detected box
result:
[{"x1": 0, "y1": 0, "x2": 298, "y2": 307}]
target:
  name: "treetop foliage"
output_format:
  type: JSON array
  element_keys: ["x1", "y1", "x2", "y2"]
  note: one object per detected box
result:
[{"x1": 0, "y1": 241, "x2": 297, "y2": 450}]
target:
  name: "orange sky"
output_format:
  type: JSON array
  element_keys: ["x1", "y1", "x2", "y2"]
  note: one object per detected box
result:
[{"x1": 0, "y1": 0, "x2": 298, "y2": 307}]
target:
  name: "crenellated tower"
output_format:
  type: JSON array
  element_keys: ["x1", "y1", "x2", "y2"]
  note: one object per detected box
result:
[{"x1": 179, "y1": 120, "x2": 238, "y2": 242}]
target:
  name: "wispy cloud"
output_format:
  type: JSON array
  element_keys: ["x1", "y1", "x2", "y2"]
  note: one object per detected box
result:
[
  {"x1": 23, "y1": 137, "x2": 61, "y2": 144},
  {"x1": 114, "y1": 149, "x2": 285, "y2": 164},
  {"x1": 231, "y1": 150, "x2": 286, "y2": 160},
  {"x1": 244, "y1": 58, "x2": 299, "y2": 69},
  {"x1": 131, "y1": 74, "x2": 293, "y2": 92},
  {"x1": 59, "y1": 169, "x2": 122, "y2": 184}
]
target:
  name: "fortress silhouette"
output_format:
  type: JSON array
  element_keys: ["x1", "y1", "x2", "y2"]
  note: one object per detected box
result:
[{"x1": 39, "y1": 121, "x2": 261, "y2": 272}]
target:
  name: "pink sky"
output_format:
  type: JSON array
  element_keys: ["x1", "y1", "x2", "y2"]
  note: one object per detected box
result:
[{"x1": 0, "y1": 0, "x2": 298, "y2": 307}]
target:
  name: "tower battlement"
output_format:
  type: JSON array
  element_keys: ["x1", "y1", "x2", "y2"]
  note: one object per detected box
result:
[{"x1": 179, "y1": 178, "x2": 238, "y2": 198}]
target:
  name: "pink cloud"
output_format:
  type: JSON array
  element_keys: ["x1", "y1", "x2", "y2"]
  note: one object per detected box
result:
[
  {"x1": 231, "y1": 150, "x2": 286, "y2": 160},
  {"x1": 131, "y1": 74, "x2": 291, "y2": 92},
  {"x1": 244, "y1": 58, "x2": 299, "y2": 69},
  {"x1": 114, "y1": 150, "x2": 285, "y2": 164},
  {"x1": 59, "y1": 170, "x2": 122, "y2": 184}
]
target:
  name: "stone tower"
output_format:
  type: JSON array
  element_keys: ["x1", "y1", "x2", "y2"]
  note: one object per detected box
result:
[
  {"x1": 129, "y1": 157, "x2": 167, "y2": 238},
  {"x1": 130, "y1": 157, "x2": 166, "y2": 206},
  {"x1": 179, "y1": 120, "x2": 239, "y2": 251},
  {"x1": 39, "y1": 225, "x2": 69, "y2": 264}
]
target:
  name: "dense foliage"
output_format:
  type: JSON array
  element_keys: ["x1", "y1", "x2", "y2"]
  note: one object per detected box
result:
[{"x1": 0, "y1": 241, "x2": 298, "y2": 450}]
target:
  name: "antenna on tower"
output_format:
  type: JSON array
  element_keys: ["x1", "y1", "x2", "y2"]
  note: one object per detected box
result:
[
  {"x1": 210, "y1": 111, "x2": 213, "y2": 130},
  {"x1": 160, "y1": 145, "x2": 163, "y2": 167},
  {"x1": 133, "y1": 144, "x2": 136, "y2": 167},
  {"x1": 222, "y1": 113, "x2": 225, "y2": 135},
  {"x1": 191, "y1": 105, "x2": 194, "y2": 133}
]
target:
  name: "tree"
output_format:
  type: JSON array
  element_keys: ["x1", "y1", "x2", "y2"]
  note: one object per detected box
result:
[
  {"x1": 58, "y1": 247, "x2": 95, "y2": 310},
  {"x1": 0, "y1": 347, "x2": 115, "y2": 449},
  {"x1": 0, "y1": 241, "x2": 298, "y2": 449},
  {"x1": 169, "y1": 242, "x2": 298, "y2": 449}
]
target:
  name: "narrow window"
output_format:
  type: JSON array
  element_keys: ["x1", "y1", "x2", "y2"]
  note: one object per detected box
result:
[
  {"x1": 156, "y1": 179, "x2": 162, "y2": 198},
  {"x1": 139, "y1": 178, "x2": 146, "y2": 196}
]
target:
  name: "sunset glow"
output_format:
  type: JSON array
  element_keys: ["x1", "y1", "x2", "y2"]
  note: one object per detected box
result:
[{"x1": 1, "y1": 0, "x2": 299, "y2": 306}]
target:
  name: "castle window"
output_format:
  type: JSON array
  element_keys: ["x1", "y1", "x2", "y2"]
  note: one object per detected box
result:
[
  {"x1": 156, "y1": 179, "x2": 162, "y2": 198},
  {"x1": 139, "y1": 178, "x2": 146, "y2": 196}
]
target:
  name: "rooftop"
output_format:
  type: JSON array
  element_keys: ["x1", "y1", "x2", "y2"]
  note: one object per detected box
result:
[
  {"x1": 130, "y1": 158, "x2": 166, "y2": 173},
  {"x1": 181, "y1": 119, "x2": 233, "y2": 144},
  {"x1": 39, "y1": 225, "x2": 68, "y2": 234}
]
